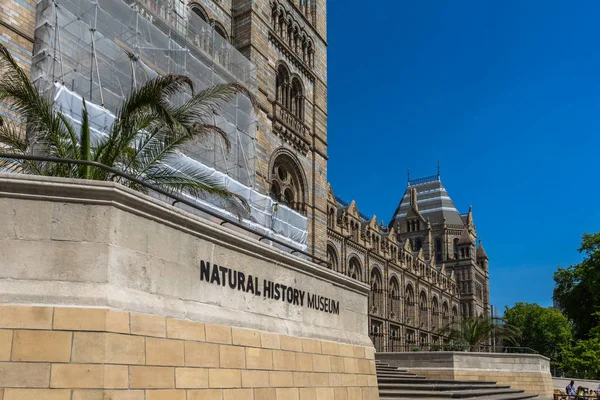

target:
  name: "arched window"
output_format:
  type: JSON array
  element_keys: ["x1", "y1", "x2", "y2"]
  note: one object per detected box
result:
[
  {"x1": 290, "y1": 77, "x2": 304, "y2": 120},
  {"x1": 270, "y1": 152, "x2": 305, "y2": 213},
  {"x1": 419, "y1": 291, "x2": 428, "y2": 329},
  {"x1": 275, "y1": 64, "x2": 289, "y2": 108},
  {"x1": 370, "y1": 268, "x2": 383, "y2": 316},
  {"x1": 190, "y1": 3, "x2": 209, "y2": 22},
  {"x1": 404, "y1": 284, "x2": 415, "y2": 325},
  {"x1": 351, "y1": 221, "x2": 359, "y2": 241},
  {"x1": 414, "y1": 238, "x2": 422, "y2": 252},
  {"x1": 435, "y1": 238, "x2": 442, "y2": 262},
  {"x1": 431, "y1": 297, "x2": 440, "y2": 330},
  {"x1": 389, "y1": 277, "x2": 400, "y2": 320},
  {"x1": 453, "y1": 238, "x2": 459, "y2": 259},
  {"x1": 307, "y1": 42, "x2": 314, "y2": 67},
  {"x1": 442, "y1": 301, "x2": 449, "y2": 324},
  {"x1": 348, "y1": 257, "x2": 362, "y2": 281},
  {"x1": 327, "y1": 208, "x2": 335, "y2": 229},
  {"x1": 213, "y1": 23, "x2": 228, "y2": 41},
  {"x1": 327, "y1": 244, "x2": 338, "y2": 271}
]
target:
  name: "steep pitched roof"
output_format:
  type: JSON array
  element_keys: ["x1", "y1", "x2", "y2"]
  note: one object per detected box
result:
[
  {"x1": 347, "y1": 200, "x2": 359, "y2": 219},
  {"x1": 389, "y1": 176, "x2": 464, "y2": 226},
  {"x1": 457, "y1": 228, "x2": 475, "y2": 245},
  {"x1": 476, "y1": 241, "x2": 489, "y2": 259},
  {"x1": 364, "y1": 215, "x2": 380, "y2": 232}
]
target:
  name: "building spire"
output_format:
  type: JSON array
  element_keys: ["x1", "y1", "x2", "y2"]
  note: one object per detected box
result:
[
  {"x1": 407, "y1": 168, "x2": 411, "y2": 186},
  {"x1": 410, "y1": 187, "x2": 419, "y2": 211},
  {"x1": 437, "y1": 160, "x2": 440, "y2": 179}
]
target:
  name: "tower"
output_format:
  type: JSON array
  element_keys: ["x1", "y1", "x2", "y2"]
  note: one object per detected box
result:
[
  {"x1": 390, "y1": 173, "x2": 491, "y2": 320},
  {"x1": 232, "y1": 0, "x2": 329, "y2": 258}
]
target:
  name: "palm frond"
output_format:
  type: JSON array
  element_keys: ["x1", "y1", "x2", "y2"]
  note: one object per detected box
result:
[
  {"x1": 115, "y1": 74, "x2": 193, "y2": 131},
  {"x1": 0, "y1": 121, "x2": 27, "y2": 152},
  {"x1": 114, "y1": 112, "x2": 164, "y2": 172},
  {"x1": 79, "y1": 99, "x2": 91, "y2": 179},
  {"x1": 142, "y1": 162, "x2": 250, "y2": 217},
  {"x1": 189, "y1": 123, "x2": 232, "y2": 151},
  {"x1": 0, "y1": 44, "x2": 64, "y2": 142},
  {"x1": 172, "y1": 83, "x2": 256, "y2": 139},
  {"x1": 0, "y1": 156, "x2": 44, "y2": 175},
  {"x1": 100, "y1": 75, "x2": 192, "y2": 169},
  {"x1": 130, "y1": 131, "x2": 195, "y2": 178},
  {"x1": 439, "y1": 316, "x2": 520, "y2": 352}
]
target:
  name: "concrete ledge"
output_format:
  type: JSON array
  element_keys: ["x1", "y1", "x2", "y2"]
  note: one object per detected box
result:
[
  {"x1": 376, "y1": 352, "x2": 553, "y2": 398},
  {"x1": 0, "y1": 173, "x2": 372, "y2": 346}
]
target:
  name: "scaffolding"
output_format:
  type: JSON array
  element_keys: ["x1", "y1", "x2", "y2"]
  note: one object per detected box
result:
[
  {"x1": 29, "y1": 0, "x2": 309, "y2": 249},
  {"x1": 32, "y1": 0, "x2": 256, "y2": 186}
]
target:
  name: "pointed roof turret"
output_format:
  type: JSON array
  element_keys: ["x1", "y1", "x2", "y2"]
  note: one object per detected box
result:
[
  {"x1": 476, "y1": 241, "x2": 489, "y2": 260},
  {"x1": 410, "y1": 188, "x2": 419, "y2": 212},
  {"x1": 457, "y1": 228, "x2": 474, "y2": 245},
  {"x1": 465, "y1": 205, "x2": 475, "y2": 227},
  {"x1": 327, "y1": 183, "x2": 336, "y2": 203},
  {"x1": 389, "y1": 174, "x2": 464, "y2": 227}
]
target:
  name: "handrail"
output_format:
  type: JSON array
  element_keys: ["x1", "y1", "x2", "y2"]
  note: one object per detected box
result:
[
  {"x1": 0, "y1": 153, "x2": 331, "y2": 268},
  {"x1": 408, "y1": 175, "x2": 440, "y2": 186}
]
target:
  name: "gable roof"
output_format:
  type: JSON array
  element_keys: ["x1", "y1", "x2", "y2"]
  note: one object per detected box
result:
[
  {"x1": 327, "y1": 183, "x2": 336, "y2": 203},
  {"x1": 389, "y1": 176, "x2": 464, "y2": 226}
]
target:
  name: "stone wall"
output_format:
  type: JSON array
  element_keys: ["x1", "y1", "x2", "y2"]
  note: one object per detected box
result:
[
  {"x1": 376, "y1": 352, "x2": 553, "y2": 399},
  {"x1": 0, "y1": 174, "x2": 378, "y2": 399},
  {"x1": 0, "y1": 305, "x2": 378, "y2": 399}
]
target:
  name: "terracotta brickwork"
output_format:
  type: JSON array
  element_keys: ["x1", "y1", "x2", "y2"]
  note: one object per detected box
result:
[{"x1": 0, "y1": 305, "x2": 378, "y2": 400}]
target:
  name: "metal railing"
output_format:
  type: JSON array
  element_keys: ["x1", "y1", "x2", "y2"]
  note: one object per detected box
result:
[
  {"x1": 374, "y1": 341, "x2": 540, "y2": 354},
  {"x1": 0, "y1": 154, "x2": 331, "y2": 268}
]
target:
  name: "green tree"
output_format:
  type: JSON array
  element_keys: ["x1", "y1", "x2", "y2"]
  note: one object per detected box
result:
[
  {"x1": 439, "y1": 315, "x2": 520, "y2": 352},
  {"x1": 553, "y1": 231, "x2": 600, "y2": 339},
  {"x1": 561, "y1": 333, "x2": 600, "y2": 380},
  {"x1": 503, "y1": 302, "x2": 572, "y2": 363},
  {"x1": 0, "y1": 44, "x2": 252, "y2": 213}
]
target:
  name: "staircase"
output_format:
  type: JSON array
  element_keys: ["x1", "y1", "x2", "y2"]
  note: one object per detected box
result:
[{"x1": 376, "y1": 361, "x2": 539, "y2": 400}]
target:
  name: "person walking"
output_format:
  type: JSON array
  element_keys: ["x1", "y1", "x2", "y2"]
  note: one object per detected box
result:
[{"x1": 566, "y1": 381, "x2": 576, "y2": 400}]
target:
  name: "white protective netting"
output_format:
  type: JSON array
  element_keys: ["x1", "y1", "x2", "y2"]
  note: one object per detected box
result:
[{"x1": 29, "y1": 0, "x2": 309, "y2": 249}]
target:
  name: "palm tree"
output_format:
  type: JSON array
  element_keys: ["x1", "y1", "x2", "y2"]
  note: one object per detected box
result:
[
  {"x1": 0, "y1": 43, "x2": 253, "y2": 213},
  {"x1": 439, "y1": 315, "x2": 520, "y2": 352}
]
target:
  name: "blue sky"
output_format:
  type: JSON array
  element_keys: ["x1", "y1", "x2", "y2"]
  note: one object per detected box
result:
[{"x1": 326, "y1": 0, "x2": 600, "y2": 312}]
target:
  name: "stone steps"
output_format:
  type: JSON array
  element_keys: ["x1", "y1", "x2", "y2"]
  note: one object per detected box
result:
[
  {"x1": 378, "y1": 383, "x2": 513, "y2": 391},
  {"x1": 375, "y1": 362, "x2": 539, "y2": 400},
  {"x1": 379, "y1": 394, "x2": 540, "y2": 400}
]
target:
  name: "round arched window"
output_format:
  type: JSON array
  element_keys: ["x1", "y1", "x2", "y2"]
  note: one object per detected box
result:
[{"x1": 270, "y1": 152, "x2": 305, "y2": 213}]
